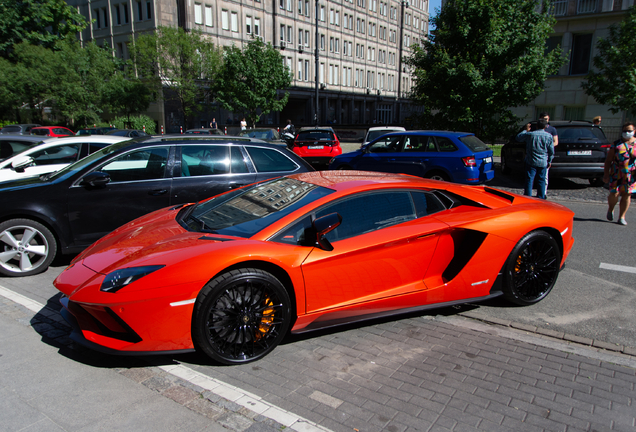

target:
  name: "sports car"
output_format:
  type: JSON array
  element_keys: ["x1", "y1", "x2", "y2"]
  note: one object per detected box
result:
[{"x1": 54, "y1": 171, "x2": 574, "y2": 365}]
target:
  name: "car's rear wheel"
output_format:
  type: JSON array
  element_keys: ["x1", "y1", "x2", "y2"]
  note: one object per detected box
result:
[
  {"x1": 502, "y1": 231, "x2": 560, "y2": 306},
  {"x1": 192, "y1": 268, "x2": 292, "y2": 365},
  {"x1": 0, "y1": 219, "x2": 57, "y2": 277},
  {"x1": 589, "y1": 177, "x2": 604, "y2": 187},
  {"x1": 501, "y1": 153, "x2": 511, "y2": 174},
  {"x1": 425, "y1": 171, "x2": 450, "y2": 182}
]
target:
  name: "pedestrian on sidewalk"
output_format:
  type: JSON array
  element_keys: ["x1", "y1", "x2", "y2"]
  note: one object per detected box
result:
[
  {"x1": 593, "y1": 116, "x2": 602, "y2": 127},
  {"x1": 603, "y1": 121, "x2": 635, "y2": 225},
  {"x1": 538, "y1": 112, "x2": 558, "y2": 197},
  {"x1": 517, "y1": 119, "x2": 554, "y2": 199}
]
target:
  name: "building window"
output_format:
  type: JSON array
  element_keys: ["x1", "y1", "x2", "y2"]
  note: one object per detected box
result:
[
  {"x1": 305, "y1": 30, "x2": 310, "y2": 46},
  {"x1": 330, "y1": 8, "x2": 334, "y2": 24},
  {"x1": 221, "y1": 10, "x2": 229, "y2": 30},
  {"x1": 287, "y1": 0, "x2": 292, "y2": 11},
  {"x1": 298, "y1": 59, "x2": 302, "y2": 80},
  {"x1": 205, "y1": 6, "x2": 212, "y2": 27},
  {"x1": 570, "y1": 33, "x2": 592, "y2": 75},
  {"x1": 334, "y1": 65, "x2": 338, "y2": 85},
  {"x1": 320, "y1": 5, "x2": 325, "y2": 21},
  {"x1": 304, "y1": 60, "x2": 310, "y2": 81},
  {"x1": 94, "y1": 9, "x2": 101, "y2": 27},
  {"x1": 563, "y1": 106, "x2": 586, "y2": 120},
  {"x1": 335, "y1": 38, "x2": 339, "y2": 53},
  {"x1": 287, "y1": 25, "x2": 293, "y2": 42},
  {"x1": 330, "y1": 37, "x2": 334, "y2": 52},
  {"x1": 279, "y1": 0, "x2": 284, "y2": 9},
  {"x1": 231, "y1": 11, "x2": 238, "y2": 32},
  {"x1": 146, "y1": 0, "x2": 152, "y2": 19},
  {"x1": 298, "y1": 0, "x2": 303, "y2": 14},
  {"x1": 255, "y1": 18, "x2": 260, "y2": 35},
  {"x1": 335, "y1": 11, "x2": 340, "y2": 26},
  {"x1": 280, "y1": 24, "x2": 285, "y2": 41},
  {"x1": 305, "y1": 0, "x2": 310, "y2": 16},
  {"x1": 123, "y1": 3, "x2": 129, "y2": 23},
  {"x1": 114, "y1": 4, "x2": 121, "y2": 25},
  {"x1": 320, "y1": 34, "x2": 325, "y2": 50},
  {"x1": 136, "y1": 2, "x2": 142, "y2": 21},
  {"x1": 194, "y1": 3, "x2": 202, "y2": 24},
  {"x1": 247, "y1": 16, "x2": 252, "y2": 34}
]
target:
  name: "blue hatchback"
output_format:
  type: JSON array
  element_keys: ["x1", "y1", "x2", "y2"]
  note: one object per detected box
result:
[{"x1": 329, "y1": 130, "x2": 495, "y2": 184}]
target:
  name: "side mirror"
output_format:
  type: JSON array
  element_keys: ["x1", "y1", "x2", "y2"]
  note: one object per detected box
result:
[
  {"x1": 80, "y1": 171, "x2": 111, "y2": 188},
  {"x1": 11, "y1": 156, "x2": 34, "y2": 172},
  {"x1": 312, "y1": 212, "x2": 342, "y2": 251}
]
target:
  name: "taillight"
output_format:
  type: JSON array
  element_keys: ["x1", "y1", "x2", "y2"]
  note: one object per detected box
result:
[
  {"x1": 601, "y1": 144, "x2": 611, "y2": 148},
  {"x1": 462, "y1": 156, "x2": 476, "y2": 167}
]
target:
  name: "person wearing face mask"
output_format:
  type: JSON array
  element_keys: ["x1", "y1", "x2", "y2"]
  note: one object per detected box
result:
[{"x1": 603, "y1": 122, "x2": 636, "y2": 225}]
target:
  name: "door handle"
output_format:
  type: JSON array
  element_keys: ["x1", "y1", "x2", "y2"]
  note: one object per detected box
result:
[{"x1": 149, "y1": 189, "x2": 168, "y2": 195}]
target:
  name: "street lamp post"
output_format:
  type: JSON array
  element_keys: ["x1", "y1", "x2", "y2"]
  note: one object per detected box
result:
[
  {"x1": 314, "y1": 0, "x2": 320, "y2": 126},
  {"x1": 397, "y1": 0, "x2": 408, "y2": 124}
]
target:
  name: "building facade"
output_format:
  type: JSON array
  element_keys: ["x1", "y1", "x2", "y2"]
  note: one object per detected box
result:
[
  {"x1": 510, "y1": 0, "x2": 635, "y2": 141},
  {"x1": 67, "y1": 0, "x2": 429, "y2": 132}
]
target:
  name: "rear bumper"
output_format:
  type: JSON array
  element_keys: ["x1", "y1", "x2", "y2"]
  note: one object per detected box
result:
[{"x1": 549, "y1": 163, "x2": 604, "y2": 179}]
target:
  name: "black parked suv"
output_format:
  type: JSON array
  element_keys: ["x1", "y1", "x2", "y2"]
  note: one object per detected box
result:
[{"x1": 501, "y1": 121, "x2": 610, "y2": 186}]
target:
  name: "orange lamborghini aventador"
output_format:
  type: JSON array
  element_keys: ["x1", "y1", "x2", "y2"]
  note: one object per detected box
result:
[{"x1": 54, "y1": 171, "x2": 574, "y2": 364}]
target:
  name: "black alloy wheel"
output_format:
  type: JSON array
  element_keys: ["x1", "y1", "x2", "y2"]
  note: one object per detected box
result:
[
  {"x1": 193, "y1": 268, "x2": 292, "y2": 365},
  {"x1": 502, "y1": 231, "x2": 560, "y2": 306}
]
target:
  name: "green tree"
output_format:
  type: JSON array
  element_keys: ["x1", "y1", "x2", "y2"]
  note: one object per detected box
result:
[
  {"x1": 104, "y1": 67, "x2": 155, "y2": 122},
  {"x1": 581, "y1": 6, "x2": 636, "y2": 115},
  {"x1": 213, "y1": 37, "x2": 292, "y2": 127},
  {"x1": 0, "y1": 0, "x2": 87, "y2": 59},
  {"x1": 406, "y1": 0, "x2": 565, "y2": 141},
  {"x1": 111, "y1": 114, "x2": 157, "y2": 134},
  {"x1": 131, "y1": 27, "x2": 222, "y2": 128},
  {"x1": 48, "y1": 40, "x2": 119, "y2": 126}
]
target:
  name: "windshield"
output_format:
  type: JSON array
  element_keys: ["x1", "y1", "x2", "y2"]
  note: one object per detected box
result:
[
  {"x1": 182, "y1": 177, "x2": 334, "y2": 238},
  {"x1": 366, "y1": 129, "x2": 401, "y2": 142},
  {"x1": 46, "y1": 139, "x2": 134, "y2": 181}
]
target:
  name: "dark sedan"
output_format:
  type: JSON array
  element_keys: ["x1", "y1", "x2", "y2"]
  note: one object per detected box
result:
[{"x1": 0, "y1": 135, "x2": 314, "y2": 277}]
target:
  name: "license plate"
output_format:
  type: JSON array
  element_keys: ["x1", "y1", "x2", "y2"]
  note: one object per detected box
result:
[
  {"x1": 568, "y1": 150, "x2": 592, "y2": 156},
  {"x1": 308, "y1": 145, "x2": 324, "y2": 150},
  {"x1": 483, "y1": 157, "x2": 492, "y2": 164}
]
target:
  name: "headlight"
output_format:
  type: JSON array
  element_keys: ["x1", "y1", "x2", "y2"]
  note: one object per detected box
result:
[{"x1": 100, "y1": 265, "x2": 165, "y2": 293}]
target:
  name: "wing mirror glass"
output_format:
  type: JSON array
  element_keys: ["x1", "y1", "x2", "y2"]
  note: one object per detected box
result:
[{"x1": 312, "y1": 212, "x2": 342, "y2": 251}]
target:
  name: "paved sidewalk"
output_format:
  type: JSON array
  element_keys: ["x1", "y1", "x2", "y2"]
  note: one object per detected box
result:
[{"x1": 1, "y1": 288, "x2": 635, "y2": 432}]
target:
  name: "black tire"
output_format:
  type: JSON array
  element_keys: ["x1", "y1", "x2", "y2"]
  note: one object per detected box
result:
[
  {"x1": 502, "y1": 230, "x2": 560, "y2": 306},
  {"x1": 192, "y1": 268, "x2": 292, "y2": 365},
  {"x1": 588, "y1": 177, "x2": 604, "y2": 187},
  {"x1": 501, "y1": 153, "x2": 511, "y2": 175},
  {"x1": 0, "y1": 218, "x2": 57, "y2": 277},
  {"x1": 425, "y1": 171, "x2": 450, "y2": 182}
]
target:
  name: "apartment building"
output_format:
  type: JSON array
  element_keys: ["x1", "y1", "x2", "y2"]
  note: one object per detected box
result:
[
  {"x1": 67, "y1": 0, "x2": 429, "y2": 131},
  {"x1": 511, "y1": 0, "x2": 635, "y2": 141}
]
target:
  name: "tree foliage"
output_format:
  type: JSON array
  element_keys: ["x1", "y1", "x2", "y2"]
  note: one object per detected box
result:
[
  {"x1": 406, "y1": 0, "x2": 565, "y2": 141},
  {"x1": 213, "y1": 37, "x2": 292, "y2": 127},
  {"x1": 0, "y1": 39, "x2": 149, "y2": 127},
  {"x1": 111, "y1": 114, "x2": 157, "y2": 134},
  {"x1": 131, "y1": 26, "x2": 222, "y2": 128},
  {"x1": 581, "y1": 6, "x2": 636, "y2": 115},
  {"x1": 0, "y1": 0, "x2": 87, "y2": 59}
]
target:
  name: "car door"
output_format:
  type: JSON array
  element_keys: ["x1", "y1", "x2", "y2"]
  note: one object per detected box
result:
[
  {"x1": 299, "y1": 190, "x2": 448, "y2": 314},
  {"x1": 67, "y1": 146, "x2": 173, "y2": 247},
  {"x1": 353, "y1": 135, "x2": 404, "y2": 173},
  {"x1": 244, "y1": 145, "x2": 306, "y2": 182},
  {"x1": 172, "y1": 145, "x2": 256, "y2": 204},
  {"x1": 386, "y1": 135, "x2": 437, "y2": 177}
]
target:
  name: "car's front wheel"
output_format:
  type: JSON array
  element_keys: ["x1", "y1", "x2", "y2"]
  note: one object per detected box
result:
[
  {"x1": 502, "y1": 230, "x2": 560, "y2": 306},
  {"x1": 0, "y1": 218, "x2": 57, "y2": 277},
  {"x1": 192, "y1": 268, "x2": 292, "y2": 365}
]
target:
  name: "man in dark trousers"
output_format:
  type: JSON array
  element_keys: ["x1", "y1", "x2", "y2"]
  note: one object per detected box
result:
[{"x1": 517, "y1": 119, "x2": 554, "y2": 199}]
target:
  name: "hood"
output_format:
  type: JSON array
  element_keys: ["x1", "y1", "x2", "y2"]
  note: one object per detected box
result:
[{"x1": 77, "y1": 207, "x2": 236, "y2": 275}]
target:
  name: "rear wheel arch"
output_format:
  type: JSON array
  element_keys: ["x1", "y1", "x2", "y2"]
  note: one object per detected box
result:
[
  {"x1": 0, "y1": 213, "x2": 63, "y2": 252},
  {"x1": 424, "y1": 169, "x2": 451, "y2": 182}
]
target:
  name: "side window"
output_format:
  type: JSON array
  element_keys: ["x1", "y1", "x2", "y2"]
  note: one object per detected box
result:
[
  {"x1": 180, "y1": 145, "x2": 229, "y2": 177},
  {"x1": 231, "y1": 146, "x2": 249, "y2": 173},
  {"x1": 411, "y1": 191, "x2": 447, "y2": 217},
  {"x1": 368, "y1": 135, "x2": 402, "y2": 153},
  {"x1": 245, "y1": 146, "x2": 298, "y2": 172},
  {"x1": 403, "y1": 136, "x2": 434, "y2": 152},
  {"x1": 31, "y1": 144, "x2": 80, "y2": 165},
  {"x1": 88, "y1": 142, "x2": 111, "y2": 154},
  {"x1": 316, "y1": 191, "x2": 415, "y2": 242},
  {"x1": 99, "y1": 147, "x2": 168, "y2": 182},
  {"x1": 270, "y1": 216, "x2": 313, "y2": 245},
  {"x1": 436, "y1": 137, "x2": 458, "y2": 152}
]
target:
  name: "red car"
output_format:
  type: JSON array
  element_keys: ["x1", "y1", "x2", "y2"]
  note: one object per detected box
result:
[
  {"x1": 54, "y1": 171, "x2": 574, "y2": 365},
  {"x1": 30, "y1": 126, "x2": 75, "y2": 137},
  {"x1": 290, "y1": 126, "x2": 342, "y2": 166}
]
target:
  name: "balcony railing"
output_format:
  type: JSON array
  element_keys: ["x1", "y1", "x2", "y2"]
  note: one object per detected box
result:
[
  {"x1": 577, "y1": 0, "x2": 598, "y2": 14},
  {"x1": 550, "y1": 0, "x2": 568, "y2": 16}
]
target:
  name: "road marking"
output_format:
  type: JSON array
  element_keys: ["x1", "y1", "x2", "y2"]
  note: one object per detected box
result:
[
  {"x1": 599, "y1": 263, "x2": 636, "y2": 274},
  {"x1": 0, "y1": 284, "x2": 332, "y2": 432}
]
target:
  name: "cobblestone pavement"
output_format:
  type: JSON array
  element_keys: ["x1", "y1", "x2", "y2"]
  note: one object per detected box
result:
[{"x1": 4, "y1": 288, "x2": 634, "y2": 432}]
